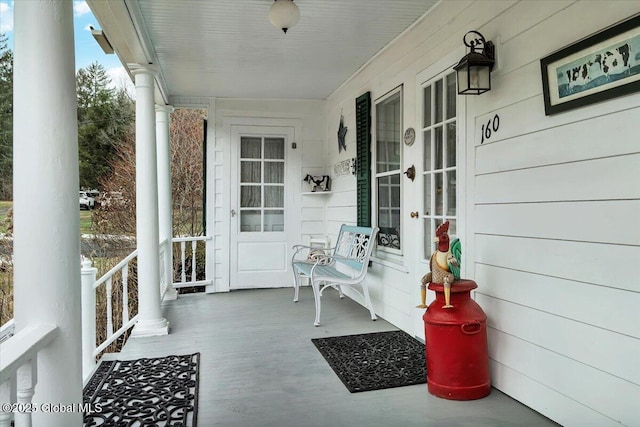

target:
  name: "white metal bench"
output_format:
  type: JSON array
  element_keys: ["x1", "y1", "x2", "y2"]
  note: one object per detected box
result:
[{"x1": 291, "y1": 225, "x2": 379, "y2": 326}]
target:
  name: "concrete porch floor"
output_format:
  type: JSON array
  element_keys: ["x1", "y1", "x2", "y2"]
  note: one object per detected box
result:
[{"x1": 109, "y1": 287, "x2": 559, "y2": 427}]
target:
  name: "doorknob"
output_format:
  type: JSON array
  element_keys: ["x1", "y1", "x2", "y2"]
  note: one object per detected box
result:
[
  {"x1": 231, "y1": 209, "x2": 237, "y2": 217},
  {"x1": 410, "y1": 211, "x2": 419, "y2": 218}
]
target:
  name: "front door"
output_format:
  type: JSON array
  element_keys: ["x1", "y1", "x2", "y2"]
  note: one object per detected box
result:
[
  {"x1": 413, "y1": 60, "x2": 464, "y2": 338},
  {"x1": 230, "y1": 125, "x2": 298, "y2": 288}
]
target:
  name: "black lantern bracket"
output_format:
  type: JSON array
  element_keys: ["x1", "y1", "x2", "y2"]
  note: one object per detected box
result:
[
  {"x1": 453, "y1": 30, "x2": 497, "y2": 95},
  {"x1": 464, "y1": 31, "x2": 495, "y2": 70}
]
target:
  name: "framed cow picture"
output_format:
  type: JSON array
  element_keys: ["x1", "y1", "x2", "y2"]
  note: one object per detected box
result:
[{"x1": 540, "y1": 14, "x2": 640, "y2": 115}]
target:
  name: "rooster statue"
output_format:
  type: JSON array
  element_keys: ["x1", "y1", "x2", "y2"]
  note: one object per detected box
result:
[{"x1": 417, "y1": 221, "x2": 461, "y2": 309}]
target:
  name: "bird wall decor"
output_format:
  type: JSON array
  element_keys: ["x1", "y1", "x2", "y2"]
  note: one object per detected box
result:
[{"x1": 417, "y1": 221, "x2": 461, "y2": 309}]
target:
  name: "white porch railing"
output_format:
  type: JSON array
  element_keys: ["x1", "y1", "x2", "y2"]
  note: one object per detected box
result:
[
  {"x1": 0, "y1": 324, "x2": 58, "y2": 427},
  {"x1": 0, "y1": 234, "x2": 212, "y2": 425},
  {"x1": 81, "y1": 235, "x2": 211, "y2": 379},
  {"x1": 172, "y1": 236, "x2": 212, "y2": 289},
  {"x1": 81, "y1": 251, "x2": 141, "y2": 381}
]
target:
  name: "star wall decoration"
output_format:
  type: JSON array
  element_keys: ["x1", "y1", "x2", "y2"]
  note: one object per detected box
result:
[{"x1": 337, "y1": 113, "x2": 347, "y2": 153}]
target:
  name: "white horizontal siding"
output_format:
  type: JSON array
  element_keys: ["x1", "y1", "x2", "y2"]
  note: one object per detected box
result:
[
  {"x1": 324, "y1": 1, "x2": 640, "y2": 425},
  {"x1": 487, "y1": 328, "x2": 640, "y2": 427},
  {"x1": 476, "y1": 154, "x2": 640, "y2": 204},
  {"x1": 475, "y1": 264, "x2": 639, "y2": 339},
  {"x1": 489, "y1": 353, "x2": 628, "y2": 427},
  {"x1": 476, "y1": 106, "x2": 640, "y2": 174},
  {"x1": 479, "y1": 294, "x2": 640, "y2": 385},
  {"x1": 475, "y1": 200, "x2": 640, "y2": 245},
  {"x1": 476, "y1": 235, "x2": 640, "y2": 292}
]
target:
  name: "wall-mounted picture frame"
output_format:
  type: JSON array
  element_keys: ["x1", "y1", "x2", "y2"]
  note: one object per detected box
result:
[{"x1": 540, "y1": 14, "x2": 640, "y2": 115}]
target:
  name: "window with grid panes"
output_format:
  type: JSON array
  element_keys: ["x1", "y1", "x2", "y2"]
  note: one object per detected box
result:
[
  {"x1": 239, "y1": 136, "x2": 285, "y2": 233},
  {"x1": 374, "y1": 88, "x2": 402, "y2": 251},
  {"x1": 422, "y1": 73, "x2": 457, "y2": 260}
]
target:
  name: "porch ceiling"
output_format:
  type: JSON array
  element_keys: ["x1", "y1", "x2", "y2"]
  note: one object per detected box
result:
[{"x1": 88, "y1": 0, "x2": 439, "y2": 102}]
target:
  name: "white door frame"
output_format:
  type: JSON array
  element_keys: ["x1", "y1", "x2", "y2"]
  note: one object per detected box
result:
[
  {"x1": 413, "y1": 47, "x2": 470, "y2": 338},
  {"x1": 220, "y1": 116, "x2": 303, "y2": 291}
]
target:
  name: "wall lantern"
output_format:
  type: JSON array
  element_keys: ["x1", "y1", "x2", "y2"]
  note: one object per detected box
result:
[
  {"x1": 453, "y1": 31, "x2": 495, "y2": 95},
  {"x1": 269, "y1": 0, "x2": 300, "y2": 34}
]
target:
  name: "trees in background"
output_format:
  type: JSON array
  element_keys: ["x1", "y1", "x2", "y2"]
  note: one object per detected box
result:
[
  {"x1": 94, "y1": 109, "x2": 205, "y2": 238},
  {"x1": 0, "y1": 47, "x2": 134, "y2": 198},
  {"x1": 77, "y1": 62, "x2": 134, "y2": 190},
  {"x1": 0, "y1": 34, "x2": 13, "y2": 200}
]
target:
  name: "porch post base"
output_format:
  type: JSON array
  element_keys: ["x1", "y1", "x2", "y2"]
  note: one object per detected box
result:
[
  {"x1": 130, "y1": 319, "x2": 169, "y2": 338},
  {"x1": 163, "y1": 287, "x2": 178, "y2": 301}
]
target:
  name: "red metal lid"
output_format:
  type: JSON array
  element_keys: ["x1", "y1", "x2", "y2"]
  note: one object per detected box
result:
[{"x1": 428, "y1": 279, "x2": 477, "y2": 293}]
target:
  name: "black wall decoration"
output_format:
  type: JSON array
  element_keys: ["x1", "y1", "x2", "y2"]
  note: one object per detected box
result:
[{"x1": 337, "y1": 112, "x2": 348, "y2": 152}]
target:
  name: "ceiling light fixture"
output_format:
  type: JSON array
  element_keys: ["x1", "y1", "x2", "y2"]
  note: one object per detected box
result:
[{"x1": 269, "y1": 0, "x2": 300, "y2": 34}]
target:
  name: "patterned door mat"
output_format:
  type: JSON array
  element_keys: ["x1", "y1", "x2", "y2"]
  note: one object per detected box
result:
[
  {"x1": 83, "y1": 353, "x2": 200, "y2": 426},
  {"x1": 312, "y1": 330, "x2": 426, "y2": 393}
]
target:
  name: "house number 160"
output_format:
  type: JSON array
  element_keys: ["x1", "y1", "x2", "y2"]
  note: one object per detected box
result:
[{"x1": 480, "y1": 114, "x2": 500, "y2": 144}]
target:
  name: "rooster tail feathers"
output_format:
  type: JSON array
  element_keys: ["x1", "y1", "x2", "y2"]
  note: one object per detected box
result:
[{"x1": 449, "y1": 238, "x2": 462, "y2": 280}]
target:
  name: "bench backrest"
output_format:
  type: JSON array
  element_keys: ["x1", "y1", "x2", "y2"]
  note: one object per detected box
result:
[{"x1": 332, "y1": 225, "x2": 379, "y2": 276}]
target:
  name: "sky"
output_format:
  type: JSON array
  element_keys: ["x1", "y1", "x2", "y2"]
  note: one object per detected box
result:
[{"x1": 1, "y1": 0, "x2": 133, "y2": 93}]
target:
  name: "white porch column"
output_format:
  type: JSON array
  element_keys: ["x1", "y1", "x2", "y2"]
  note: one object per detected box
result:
[
  {"x1": 156, "y1": 105, "x2": 177, "y2": 301},
  {"x1": 13, "y1": 1, "x2": 82, "y2": 425},
  {"x1": 130, "y1": 66, "x2": 169, "y2": 337}
]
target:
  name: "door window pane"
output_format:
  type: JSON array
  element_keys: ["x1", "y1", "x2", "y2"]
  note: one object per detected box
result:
[
  {"x1": 447, "y1": 171, "x2": 456, "y2": 216},
  {"x1": 264, "y1": 210, "x2": 284, "y2": 232},
  {"x1": 264, "y1": 162, "x2": 284, "y2": 183},
  {"x1": 241, "y1": 137, "x2": 261, "y2": 159},
  {"x1": 241, "y1": 161, "x2": 261, "y2": 183},
  {"x1": 264, "y1": 186, "x2": 284, "y2": 208},
  {"x1": 241, "y1": 186, "x2": 261, "y2": 208},
  {"x1": 423, "y1": 174, "x2": 431, "y2": 215},
  {"x1": 435, "y1": 79, "x2": 443, "y2": 123},
  {"x1": 434, "y1": 126, "x2": 443, "y2": 170},
  {"x1": 435, "y1": 172, "x2": 443, "y2": 216},
  {"x1": 423, "y1": 86, "x2": 432, "y2": 127},
  {"x1": 446, "y1": 73, "x2": 457, "y2": 119},
  {"x1": 446, "y1": 123, "x2": 456, "y2": 167},
  {"x1": 241, "y1": 210, "x2": 261, "y2": 232},
  {"x1": 423, "y1": 130, "x2": 431, "y2": 171},
  {"x1": 264, "y1": 138, "x2": 285, "y2": 160},
  {"x1": 423, "y1": 220, "x2": 432, "y2": 260}
]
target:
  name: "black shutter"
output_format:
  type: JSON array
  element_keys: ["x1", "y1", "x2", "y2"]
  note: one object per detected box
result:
[
  {"x1": 202, "y1": 119, "x2": 207, "y2": 234},
  {"x1": 355, "y1": 92, "x2": 371, "y2": 227}
]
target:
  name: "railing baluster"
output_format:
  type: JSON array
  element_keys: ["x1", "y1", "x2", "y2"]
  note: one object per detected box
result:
[
  {"x1": 15, "y1": 360, "x2": 36, "y2": 427},
  {"x1": 181, "y1": 241, "x2": 186, "y2": 284},
  {"x1": 81, "y1": 259, "x2": 97, "y2": 381},
  {"x1": 0, "y1": 379, "x2": 12, "y2": 427},
  {"x1": 106, "y1": 277, "x2": 114, "y2": 338},
  {"x1": 191, "y1": 240, "x2": 197, "y2": 281},
  {"x1": 122, "y1": 264, "x2": 129, "y2": 325},
  {"x1": 158, "y1": 244, "x2": 166, "y2": 295},
  {"x1": 0, "y1": 325, "x2": 57, "y2": 427},
  {"x1": 170, "y1": 236, "x2": 212, "y2": 289}
]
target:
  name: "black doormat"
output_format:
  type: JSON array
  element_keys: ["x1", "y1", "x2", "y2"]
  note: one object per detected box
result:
[
  {"x1": 312, "y1": 330, "x2": 426, "y2": 393},
  {"x1": 83, "y1": 353, "x2": 200, "y2": 426}
]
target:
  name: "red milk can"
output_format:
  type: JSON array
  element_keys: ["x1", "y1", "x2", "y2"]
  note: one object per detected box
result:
[{"x1": 423, "y1": 279, "x2": 490, "y2": 400}]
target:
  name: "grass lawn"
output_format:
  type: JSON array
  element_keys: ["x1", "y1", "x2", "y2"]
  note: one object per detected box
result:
[
  {"x1": 0, "y1": 201, "x2": 11, "y2": 234},
  {"x1": 80, "y1": 210, "x2": 94, "y2": 234},
  {"x1": 1, "y1": 201, "x2": 94, "y2": 235}
]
